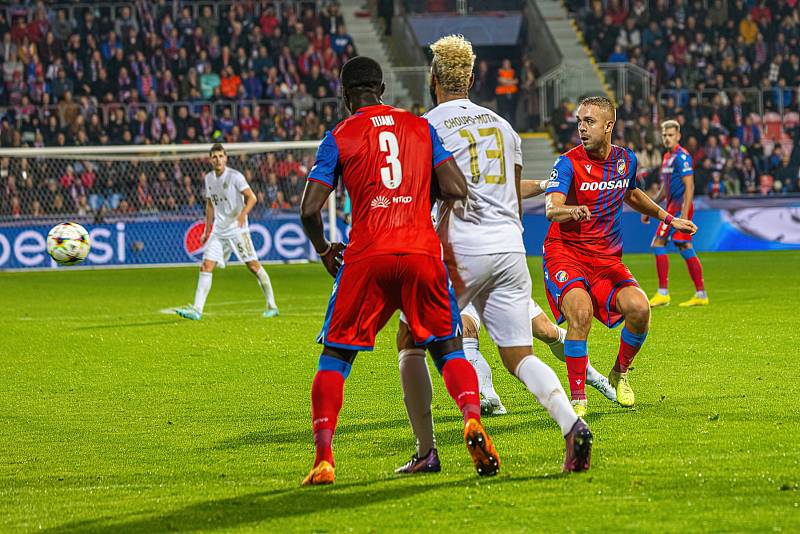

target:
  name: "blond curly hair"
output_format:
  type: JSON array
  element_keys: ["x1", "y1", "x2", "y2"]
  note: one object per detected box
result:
[{"x1": 430, "y1": 34, "x2": 475, "y2": 95}]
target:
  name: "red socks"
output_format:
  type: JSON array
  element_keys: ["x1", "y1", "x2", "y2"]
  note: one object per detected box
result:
[
  {"x1": 656, "y1": 254, "x2": 669, "y2": 290},
  {"x1": 311, "y1": 370, "x2": 345, "y2": 467},
  {"x1": 613, "y1": 327, "x2": 648, "y2": 373},
  {"x1": 440, "y1": 355, "x2": 481, "y2": 422},
  {"x1": 685, "y1": 256, "x2": 705, "y2": 292},
  {"x1": 564, "y1": 340, "x2": 588, "y2": 401}
]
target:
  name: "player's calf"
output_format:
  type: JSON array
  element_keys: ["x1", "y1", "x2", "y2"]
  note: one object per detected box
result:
[{"x1": 305, "y1": 348, "x2": 356, "y2": 484}]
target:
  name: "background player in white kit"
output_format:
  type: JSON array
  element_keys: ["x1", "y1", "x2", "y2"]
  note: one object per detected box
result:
[
  {"x1": 395, "y1": 35, "x2": 592, "y2": 475},
  {"x1": 175, "y1": 143, "x2": 279, "y2": 320}
]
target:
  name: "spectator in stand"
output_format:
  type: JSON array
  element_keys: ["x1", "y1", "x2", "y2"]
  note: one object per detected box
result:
[
  {"x1": 331, "y1": 25, "x2": 354, "y2": 57},
  {"x1": 495, "y1": 59, "x2": 518, "y2": 127},
  {"x1": 706, "y1": 171, "x2": 726, "y2": 198}
]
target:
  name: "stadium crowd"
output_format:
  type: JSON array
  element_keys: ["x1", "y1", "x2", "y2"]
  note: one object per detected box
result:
[
  {"x1": 560, "y1": 0, "x2": 800, "y2": 196},
  {"x1": 0, "y1": 1, "x2": 353, "y2": 218}
]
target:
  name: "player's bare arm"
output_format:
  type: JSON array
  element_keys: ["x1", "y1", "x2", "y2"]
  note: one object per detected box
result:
[
  {"x1": 625, "y1": 188, "x2": 697, "y2": 235},
  {"x1": 515, "y1": 164, "x2": 523, "y2": 219},
  {"x1": 642, "y1": 183, "x2": 665, "y2": 224},
  {"x1": 237, "y1": 187, "x2": 257, "y2": 227},
  {"x1": 681, "y1": 174, "x2": 694, "y2": 219},
  {"x1": 433, "y1": 158, "x2": 469, "y2": 200},
  {"x1": 545, "y1": 191, "x2": 592, "y2": 222},
  {"x1": 520, "y1": 178, "x2": 549, "y2": 199},
  {"x1": 201, "y1": 198, "x2": 214, "y2": 244},
  {"x1": 300, "y1": 180, "x2": 345, "y2": 277}
]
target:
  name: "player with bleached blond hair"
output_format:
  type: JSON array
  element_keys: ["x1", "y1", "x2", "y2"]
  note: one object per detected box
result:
[{"x1": 394, "y1": 35, "x2": 593, "y2": 476}]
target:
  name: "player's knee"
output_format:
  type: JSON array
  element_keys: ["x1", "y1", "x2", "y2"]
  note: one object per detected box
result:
[
  {"x1": 625, "y1": 302, "x2": 650, "y2": 331},
  {"x1": 461, "y1": 315, "x2": 479, "y2": 339},
  {"x1": 322, "y1": 346, "x2": 357, "y2": 364},
  {"x1": 567, "y1": 306, "x2": 593, "y2": 332},
  {"x1": 200, "y1": 260, "x2": 215, "y2": 273},
  {"x1": 395, "y1": 320, "x2": 414, "y2": 351},
  {"x1": 427, "y1": 337, "x2": 461, "y2": 361},
  {"x1": 246, "y1": 261, "x2": 261, "y2": 273}
]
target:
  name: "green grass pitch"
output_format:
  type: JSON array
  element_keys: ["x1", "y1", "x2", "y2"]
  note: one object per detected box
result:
[{"x1": 2, "y1": 251, "x2": 799, "y2": 532}]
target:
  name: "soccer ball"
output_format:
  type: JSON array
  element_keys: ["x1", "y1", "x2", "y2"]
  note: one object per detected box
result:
[{"x1": 47, "y1": 222, "x2": 91, "y2": 265}]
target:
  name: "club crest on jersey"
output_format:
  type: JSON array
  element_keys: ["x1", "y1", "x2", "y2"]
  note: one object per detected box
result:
[
  {"x1": 617, "y1": 160, "x2": 626, "y2": 176},
  {"x1": 555, "y1": 270, "x2": 569, "y2": 283},
  {"x1": 370, "y1": 196, "x2": 391, "y2": 209}
]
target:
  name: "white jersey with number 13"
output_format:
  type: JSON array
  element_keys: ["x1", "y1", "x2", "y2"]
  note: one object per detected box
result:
[{"x1": 425, "y1": 98, "x2": 524, "y2": 255}]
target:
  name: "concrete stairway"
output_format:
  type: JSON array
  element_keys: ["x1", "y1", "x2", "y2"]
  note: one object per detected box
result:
[
  {"x1": 337, "y1": 0, "x2": 412, "y2": 108},
  {"x1": 520, "y1": 133, "x2": 558, "y2": 211},
  {"x1": 534, "y1": 0, "x2": 610, "y2": 100},
  {"x1": 521, "y1": 133, "x2": 557, "y2": 181}
]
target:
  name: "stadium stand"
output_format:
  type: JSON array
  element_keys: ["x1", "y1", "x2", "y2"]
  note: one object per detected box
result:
[
  {"x1": 1, "y1": 0, "x2": 797, "y2": 223},
  {"x1": 0, "y1": 1, "x2": 356, "y2": 217},
  {"x1": 565, "y1": 0, "x2": 800, "y2": 196}
]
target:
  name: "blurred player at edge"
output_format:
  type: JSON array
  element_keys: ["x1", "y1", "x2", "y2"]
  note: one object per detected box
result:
[
  {"x1": 395, "y1": 35, "x2": 592, "y2": 476},
  {"x1": 175, "y1": 143, "x2": 278, "y2": 320},
  {"x1": 543, "y1": 97, "x2": 697, "y2": 416},
  {"x1": 299, "y1": 56, "x2": 499, "y2": 485},
  {"x1": 644, "y1": 120, "x2": 708, "y2": 307}
]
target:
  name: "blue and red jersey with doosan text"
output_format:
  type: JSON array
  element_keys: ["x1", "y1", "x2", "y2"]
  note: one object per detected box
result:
[
  {"x1": 545, "y1": 144, "x2": 639, "y2": 256},
  {"x1": 660, "y1": 144, "x2": 694, "y2": 206},
  {"x1": 308, "y1": 104, "x2": 453, "y2": 263}
]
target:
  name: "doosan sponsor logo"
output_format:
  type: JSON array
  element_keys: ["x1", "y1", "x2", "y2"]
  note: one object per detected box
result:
[{"x1": 580, "y1": 179, "x2": 629, "y2": 191}]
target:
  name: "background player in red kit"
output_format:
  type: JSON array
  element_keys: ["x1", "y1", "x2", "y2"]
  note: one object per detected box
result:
[
  {"x1": 543, "y1": 96, "x2": 697, "y2": 416},
  {"x1": 644, "y1": 119, "x2": 708, "y2": 308},
  {"x1": 299, "y1": 56, "x2": 499, "y2": 485}
]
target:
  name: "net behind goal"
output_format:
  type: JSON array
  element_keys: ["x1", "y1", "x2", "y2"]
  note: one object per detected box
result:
[{"x1": 0, "y1": 142, "x2": 342, "y2": 270}]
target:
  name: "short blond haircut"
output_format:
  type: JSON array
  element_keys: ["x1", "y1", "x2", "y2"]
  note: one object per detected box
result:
[
  {"x1": 430, "y1": 34, "x2": 475, "y2": 94},
  {"x1": 661, "y1": 119, "x2": 680, "y2": 131}
]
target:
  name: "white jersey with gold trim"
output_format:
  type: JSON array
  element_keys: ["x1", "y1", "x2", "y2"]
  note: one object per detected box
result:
[{"x1": 425, "y1": 98, "x2": 524, "y2": 255}]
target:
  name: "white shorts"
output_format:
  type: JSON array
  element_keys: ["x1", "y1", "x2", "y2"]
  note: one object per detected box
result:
[
  {"x1": 203, "y1": 230, "x2": 258, "y2": 268},
  {"x1": 454, "y1": 252, "x2": 533, "y2": 347},
  {"x1": 461, "y1": 298, "x2": 542, "y2": 332}
]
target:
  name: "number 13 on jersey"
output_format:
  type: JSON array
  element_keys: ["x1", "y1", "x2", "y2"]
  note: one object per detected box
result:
[{"x1": 458, "y1": 127, "x2": 506, "y2": 185}]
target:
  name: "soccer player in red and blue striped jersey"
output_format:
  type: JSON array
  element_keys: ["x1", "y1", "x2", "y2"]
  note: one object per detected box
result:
[
  {"x1": 299, "y1": 56, "x2": 499, "y2": 485},
  {"x1": 644, "y1": 120, "x2": 708, "y2": 307},
  {"x1": 543, "y1": 97, "x2": 697, "y2": 415}
]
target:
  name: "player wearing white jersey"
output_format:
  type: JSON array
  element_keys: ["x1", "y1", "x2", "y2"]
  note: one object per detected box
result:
[
  {"x1": 175, "y1": 143, "x2": 279, "y2": 320},
  {"x1": 395, "y1": 36, "x2": 592, "y2": 476}
]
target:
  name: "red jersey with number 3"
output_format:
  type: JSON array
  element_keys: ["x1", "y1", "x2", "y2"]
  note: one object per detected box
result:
[{"x1": 308, "y1": 104, "x2": 453, "y2": 263}]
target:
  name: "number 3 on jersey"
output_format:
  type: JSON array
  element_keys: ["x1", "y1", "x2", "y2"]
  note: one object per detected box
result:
[{"x1": 379, "y1": 131, "x2": 403, "y2": 189}]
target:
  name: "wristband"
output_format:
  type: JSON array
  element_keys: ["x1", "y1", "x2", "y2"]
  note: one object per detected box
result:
[
  {"x1": 318, "y1": 242, "x2": 333, "y2": 257},
  {"x1": 663, "y1": 214, "x2": 674, "y2": 226}
]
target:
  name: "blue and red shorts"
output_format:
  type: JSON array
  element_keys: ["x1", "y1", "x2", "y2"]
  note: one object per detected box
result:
[
  {"x1": 655, "y1": 201, "x2": 694, "y2": 242},
  {"x1": 543, "y1": 244, "x2": 639, "y2": 328},
  {"x1": 317, "y1": 253, "x2": 461, "y2": 351}
]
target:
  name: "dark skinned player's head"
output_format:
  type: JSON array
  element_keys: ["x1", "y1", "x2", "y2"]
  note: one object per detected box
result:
[{"x1": 340, "y1": 56, "x2": 385, "y2": 113}]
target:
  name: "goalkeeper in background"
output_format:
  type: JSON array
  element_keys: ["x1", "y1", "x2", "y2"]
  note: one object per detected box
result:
[{"x1": 175, "y1": 143, "x2": 279, "y2": 320}]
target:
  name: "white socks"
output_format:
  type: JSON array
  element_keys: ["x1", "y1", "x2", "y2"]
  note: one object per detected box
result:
[
  {"x1": 514, "y1": 355, "x2": 578, "y2": 436},
  {"x1": 586, "y1": 364, "x2": 605, "y2": 385},
  {"x1": 658, "y1": 288, "x2": 669, "y2": 296},
  {"x1": 193, "y1": 272, "x2": 213, "y2": 313},
  {"x1": 255, "y1": 267, "x2": 277, "y2": 309},
  {"x1": 398, "y1": 348, "x2": 435, "y2": 455},
  {"x1": 547, "y1": 326, "x2": 567, "y2": 361},
  {"x1": 464, "y1": 337, "x2": 499, "y2": 400}
]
